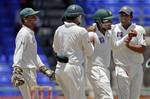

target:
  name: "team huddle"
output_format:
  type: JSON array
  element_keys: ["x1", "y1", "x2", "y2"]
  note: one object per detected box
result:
[{"x1": 11, "y1": 4, "x2": 146, "y2": 99}]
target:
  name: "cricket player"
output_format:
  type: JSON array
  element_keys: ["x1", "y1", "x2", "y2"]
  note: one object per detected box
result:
[
  {"x1": 53, "y1": 4, "x2": 94, "y2": 99},
  {"x1": 86, "y1": 9, "x2": 114, "y2": 99},
  {"x1": 111, "y1": 6, "x2": 146, "y2": 99},
  {"x1": 11, "y1": 8, "x2": 55, "y2": 99}
]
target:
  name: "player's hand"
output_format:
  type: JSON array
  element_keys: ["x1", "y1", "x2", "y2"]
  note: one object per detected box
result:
[
  {"x1": 11, "y1": 74, "x2": 25, "y2": 87},
  {"x1": 128, "y1": 30, "x2": 137, "y2": 38},
  {"x1": 39, "y1": 66, "x2": 55, "y2": 80},
  {"x1": 87, "y1": 26, "x2": 96, "y2": 32},
  {"x1": 45, "y1": 69, "x2": 55, "y2": 80},
  {"x1": 89, "y1": 35, "x2": 96, "y2": 45},
  {"x1": 124, "y1": 36, "x2": 132, "y2": 45},
  {"x1": 11, "y1": 66, "x2": 25, "y2": 87}
]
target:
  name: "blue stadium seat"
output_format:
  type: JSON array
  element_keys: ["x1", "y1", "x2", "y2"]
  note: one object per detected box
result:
[
  {"x1": 116, "y1": 0, "x2": 134, "y2": 3},
  {"x1": 0, "y1": 55, "x2": 7, "y2": 64},
  {"x1": 107, "y1": 7, "x2": 120, "y2": 15},
  {"x1": 144, "y1": 17, "x2": 150, "y2": 26},
  {"x1": 112, "y1": 17, "x2": 119, "y2": 24},
  {"x1": 1, "y1": 27, "x2": 14, "y2": 35},
  {"x1": 144, "y1": 7, "x2": 150, "y2": 15},
  {"x1": 0, "y1": 65, "x2": 12, "y2": 73},
  {"x1": 37, "y1": 73, "x2": 49, "y2": 83},
  {"x1": 107, "y1": 0, "x2": 117, "y2": 3},
  {"x1": 39, "y1": 54, "x2": 48, "y2": 64},
  {"x1": 37, "y1": 73, "x2": 56, "y2": 86},
  {"x1": 132, "y1": 7, "x2": 140, "y2": 15},
  {"x1": 0, "y1": 74, "x2": 12, "y2": 85},
  {"x1": 132, "y1": 17, "x2": 140, "y2": 24},
  {"x1": 8, "y1": 54, "x2": 14, "y2": 64},
  {"x1": 0, "y1": 86, "x2": 21, "y2": 96},
  {"x1": 86, "y1": 0, "x2": 105, "y2": 2},
  {"x1": 138, "y1": 0, "x2": 150, "y2": 3},
  {"x1": 85, "y1": 7, "x2": 97, "y2": 14}
]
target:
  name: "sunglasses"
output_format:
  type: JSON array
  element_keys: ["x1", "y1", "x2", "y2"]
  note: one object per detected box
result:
[
  {"x1": 119, "y1": 13, "x2": 130, "y2": 17},
  {"x1": 102, "y1": 19, "x2": 112, "y2": 23}
]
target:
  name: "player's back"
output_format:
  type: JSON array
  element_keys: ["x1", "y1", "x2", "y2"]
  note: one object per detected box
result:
[{"x1": 53, "y1": 22, "x2": 91, "y2": 65}]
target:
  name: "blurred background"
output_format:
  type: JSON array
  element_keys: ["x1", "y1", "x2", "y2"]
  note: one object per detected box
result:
[{"x1": 0, "y1": 0, "x2": 150, "y2": 99}]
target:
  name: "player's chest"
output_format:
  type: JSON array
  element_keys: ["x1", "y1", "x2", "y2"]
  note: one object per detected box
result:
[
  {"x1": 115, "y1": 31, "x2": 138, "y2": 44},
  {"x1": 95, "y1": 34, "x2": 111, "y2": 49},
  {"x1": 28, "y1": 36, "x2": 37, "y2": 48}
]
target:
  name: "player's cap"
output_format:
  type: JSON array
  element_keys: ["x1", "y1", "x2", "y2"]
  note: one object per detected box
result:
[
  {"x1": 119, "y1": 6, "x2": 133, "y2": 15},
  {"x1": 63, "y1": 4, "x2": 85, "y2": 18},
  {"x1": 93, "y1": 9, "x2": 114, "y2": 23},
  {"x1": 20, "y1": 8, "x2": 39, "y2": 18}
]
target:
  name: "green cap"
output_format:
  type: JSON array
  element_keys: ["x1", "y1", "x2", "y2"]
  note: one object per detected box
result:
[
  {"x1": 63, "y1": 4, "x2": 85, "y2": 18},
  {"x1": 93, "y1": 9, "x2": 114, "y2": 22},
  {"x1": 20, "y1": 8, "x2": 39, "y2": 18}
]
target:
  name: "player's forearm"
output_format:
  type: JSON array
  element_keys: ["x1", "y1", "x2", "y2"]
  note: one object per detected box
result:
[
  {"x1": 112, "y1": 35, "x2": 127, "y2": 49},
  {"x1": 37, "y1": 55, "x2": 45, "y2": 68},
  {"x1": 126, "y1": 44, "x2": 145, "y2": 53}
]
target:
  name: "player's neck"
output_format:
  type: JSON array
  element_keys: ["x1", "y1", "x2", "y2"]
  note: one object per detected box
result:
[
  {"x1": 24, "y1": 24, "x2": 35, "y2": 31},
  {"x1": 122, "y1": 22, "x2": 131, "y2": 30},
  {"x1": 98, "y1": 26, "x2": 106, "y2": 35}
]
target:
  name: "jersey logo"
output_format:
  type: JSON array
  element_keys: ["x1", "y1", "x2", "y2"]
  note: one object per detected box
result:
[
  {"x1": 117, "y1": 32, "x2": 123, "y2": 38},
  {"x1": 99, "y1": 37, "x2": 105, "y2": 43}
]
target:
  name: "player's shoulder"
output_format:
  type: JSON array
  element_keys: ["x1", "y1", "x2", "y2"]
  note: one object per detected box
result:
[
  {"x1": 17, "y1": 27, "x2": 30, "y2": 39},
  {"x1": 86, "y1": 23, "x2": 96, "y2": 32},
  {"x1": 88, "y1": 31, "x2": 96, "y2": 37},
  {"x1": 112, "y1": 23, "x2": 120, "y2": 28},
  {"x1": 73, "y1": 25, "x2": 88, "y2": 35},
  {"x1": 56, "y1": 24, "x2": 64, "y2": 31},
  {"x1": 134, "y1": 24, "x2": 146, "y2": 34},
  {"x1": 110, "y1": 23, "x2": 120, "y2": 32},
  {"x1": 135, "y1": 24, "x2": 145, "y2": 30},
  {"x1": 76, "y1": 25, "x2": 86, "y2": 30}
]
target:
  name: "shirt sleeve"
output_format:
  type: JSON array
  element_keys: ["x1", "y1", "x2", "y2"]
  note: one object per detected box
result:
[
  {"x1": 136, "y1": 26, "x2": 147, "y2": 46},
  {"x1": 37, "y1": 55, "x2": 45, "y2": 68},
  {"x1": 13, "y1": 34, "x2": 28, "y2": 67},
  {"x1": 53, "y1": 29, "x2": 60, "y2": 53},
  {"x1": 81, "y1": 29, "x2": 94, "y2": 57},
  {"x1": 110, "y1": 31, "x2": 128, "y2": 49}
]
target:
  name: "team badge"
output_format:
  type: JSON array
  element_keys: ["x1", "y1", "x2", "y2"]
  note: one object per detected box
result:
[
  {"x1": 117, "y1": 32, "x2": 123, "y2": 38},
  {"x1": 99, "y1": 37, "x2": 105, "y2": 43}
]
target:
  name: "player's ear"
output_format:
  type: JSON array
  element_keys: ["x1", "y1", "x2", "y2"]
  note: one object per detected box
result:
[{"x1": 23, "y1": 18, "x2": 28, "y2": 23}]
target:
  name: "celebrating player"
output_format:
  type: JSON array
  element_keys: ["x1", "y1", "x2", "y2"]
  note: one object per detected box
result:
[
  {"x1": 86, "y1": 9, "x2": 114, "y2": 99},
  {"x1": 111, "y1": 6, "x2": 146, "y2": 99}
]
